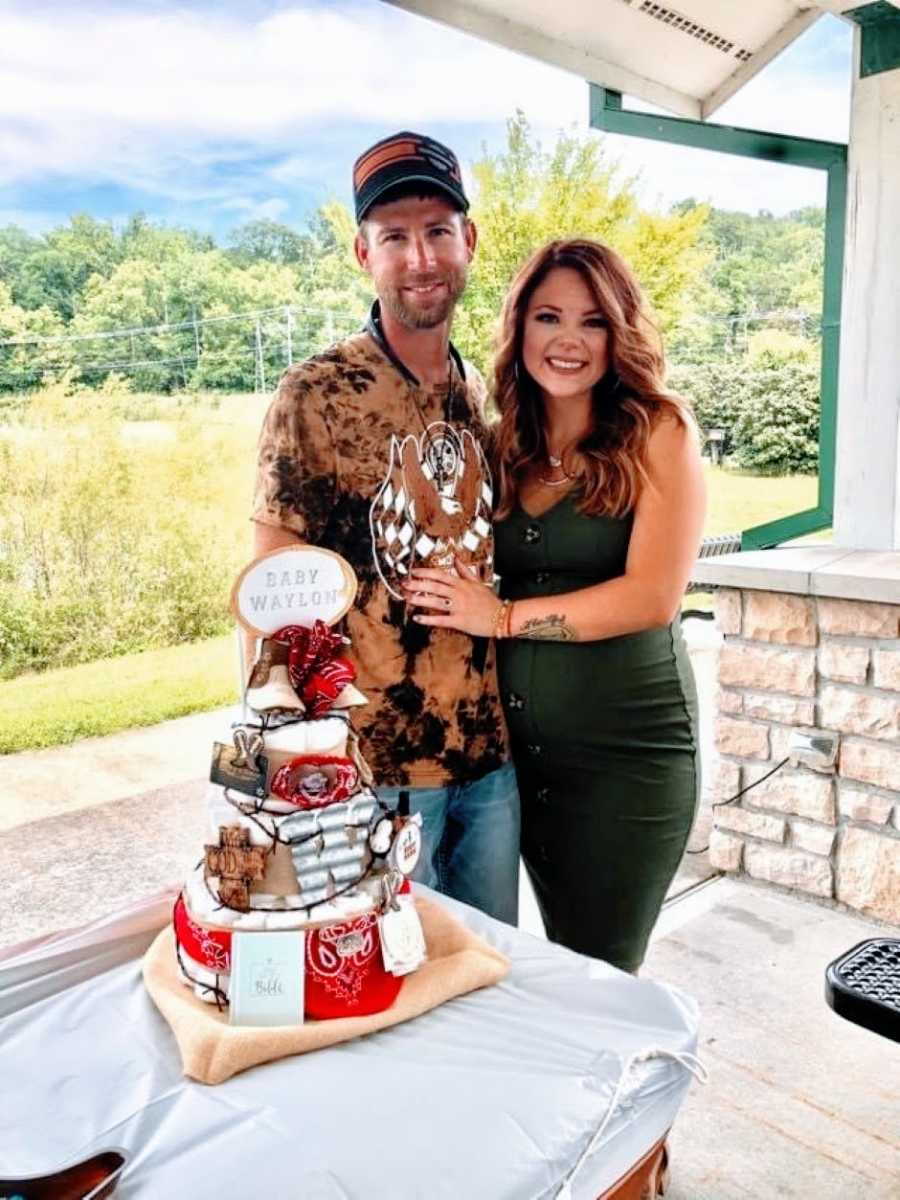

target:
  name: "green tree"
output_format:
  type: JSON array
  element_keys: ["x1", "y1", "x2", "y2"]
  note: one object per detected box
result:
[
  {"x1": 228, "y1": 219, "x2": 313, "y2": 268},
  {"x1": 0, "y1": 281, "x2": 65, "y2": 396},
  {"x1": 70, "y1": 251, "x2": 303, "y2": 391}
]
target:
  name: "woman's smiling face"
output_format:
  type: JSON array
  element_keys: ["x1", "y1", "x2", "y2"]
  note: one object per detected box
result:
[{"x1": 521, "y1": 266, "x2": 610, "y2": 402}]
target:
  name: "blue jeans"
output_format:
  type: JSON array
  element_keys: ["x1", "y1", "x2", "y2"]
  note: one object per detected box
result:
[{"x1": 378, "y1": 760, "x2": 520, "y2": 926}]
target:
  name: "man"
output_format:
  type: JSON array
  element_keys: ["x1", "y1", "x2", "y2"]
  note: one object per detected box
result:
[{"x1": 250, "y1": 131, "x2": 519, "y2": 924}]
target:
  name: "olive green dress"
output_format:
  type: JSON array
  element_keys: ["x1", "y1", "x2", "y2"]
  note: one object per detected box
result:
[{"x1": 495, "y1": 493, "x2": 699, "y2": 973}]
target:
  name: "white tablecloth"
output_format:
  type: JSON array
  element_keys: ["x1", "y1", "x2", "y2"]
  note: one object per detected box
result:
[{"x1": 0, "y1": 886, "x2": 700, "y2": 1199}]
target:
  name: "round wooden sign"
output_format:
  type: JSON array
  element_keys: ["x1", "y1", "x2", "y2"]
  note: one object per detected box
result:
[{"x1": 231, "y1": 546, "x2": 358, "y2": 636}]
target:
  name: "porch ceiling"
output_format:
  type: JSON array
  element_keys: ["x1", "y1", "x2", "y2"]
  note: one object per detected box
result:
[{"x1": 383, "y1": 0, "x2": 896, "y2": 118}]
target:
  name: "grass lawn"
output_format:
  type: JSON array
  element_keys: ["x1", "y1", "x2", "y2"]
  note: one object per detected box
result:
[
  {"x1": 2, "y1": 466, "x2": 820, "y2": 756},
  {"x1": 704, "y1": 465, "x2": 818, "y2": 536},
  {"x1": 0, "y1": 635, "x2": 237, "y2": 754}
]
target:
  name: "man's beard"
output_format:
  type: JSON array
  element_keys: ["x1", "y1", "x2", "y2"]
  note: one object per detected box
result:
[{"x1": 378, "y1": 266, "x2": 468, "y2": 330}]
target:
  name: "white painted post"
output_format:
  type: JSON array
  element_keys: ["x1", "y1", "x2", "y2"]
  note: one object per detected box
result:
[{"x1": 833, "y1": 44, "x2": 900, "y2": 550}]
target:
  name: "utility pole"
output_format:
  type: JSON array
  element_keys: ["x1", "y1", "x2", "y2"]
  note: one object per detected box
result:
[
  {"x1": 285, "y1": 306, "x2": 293, "y2": 366},
  {"x1": 255, "y1": 319, "x2": 266, "y2": 393}
]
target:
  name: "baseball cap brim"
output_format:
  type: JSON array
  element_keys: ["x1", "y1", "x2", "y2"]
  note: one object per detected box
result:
[{"x1": 357, "y1": 173, "x2": 469, "y2": 222}]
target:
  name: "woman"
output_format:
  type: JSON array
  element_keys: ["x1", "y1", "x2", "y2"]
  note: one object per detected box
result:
[{"x1": 404, "y1": 238, "x2": 705, "y2": 973}]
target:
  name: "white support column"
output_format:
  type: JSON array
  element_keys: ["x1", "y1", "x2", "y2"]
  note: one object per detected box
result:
[{"x1": 834, "y1": 40, "x2": 900, "y2": 550}]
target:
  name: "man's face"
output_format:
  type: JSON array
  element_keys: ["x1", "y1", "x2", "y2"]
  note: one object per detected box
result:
[{"x1": 355, "y1": 195, "x2": 477, "y2": 330}]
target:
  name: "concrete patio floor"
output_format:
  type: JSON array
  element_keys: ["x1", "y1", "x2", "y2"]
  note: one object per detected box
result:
[
  {"x1": 645, "y1": 878, "x2": 900, "y2": 1198},
  {"x1": 1, "y1": 623, "x2": 897, "y2": 1197}
]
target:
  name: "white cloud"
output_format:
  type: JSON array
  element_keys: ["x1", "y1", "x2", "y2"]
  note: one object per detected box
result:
[
  {"x1": 0, "y1": 1, "x2": 583, "y2": 190},
  {"x1": 0, "y1": 1, "x2": 851, "y2": 217},
  {"x1": 219, "y1": 195, "x2": 291, "y2": 220}
]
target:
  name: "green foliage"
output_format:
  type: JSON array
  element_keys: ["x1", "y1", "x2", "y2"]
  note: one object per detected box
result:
[
  {"x1": 667, "y1": 200, "x2": 823, "y2": 363},
  {"x1": 731, "y1": 358, "x2": 820, "y2": 475},
  {"x1": 747, "y1": 328, "x2": 817, "y2": 365},
  {"x1": 0, "y1": 119, "x2": 827, "y2": 405},
  {"x1": 228, "y1": 219, "x2": 313, "y2": 268},
  {"x1": 670, "y1": 347, "x2": 820, "y2": 474},
  {"x1": 0, "y1": 380, "x2": 258, "y2": 677},
  {"x1": 667, "y1": 359, "x2": 746, "y2": 455}
]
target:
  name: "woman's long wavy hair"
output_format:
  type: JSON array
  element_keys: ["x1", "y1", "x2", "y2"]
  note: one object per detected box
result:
[{"x1": 492, "y1": 238, "x2": 693, "y2": 520}]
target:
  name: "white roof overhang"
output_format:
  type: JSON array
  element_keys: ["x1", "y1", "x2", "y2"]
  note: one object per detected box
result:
[{"x1": 383, "y1": 0, "x2": 899, "y2": 118}]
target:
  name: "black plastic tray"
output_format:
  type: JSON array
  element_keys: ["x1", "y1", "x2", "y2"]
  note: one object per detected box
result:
[{"x1": 825, "y1": 938, "x2": 900, "y2": 1043}]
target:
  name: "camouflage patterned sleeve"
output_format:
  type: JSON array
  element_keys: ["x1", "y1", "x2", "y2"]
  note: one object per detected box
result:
[{"x1": 251, "y1": 364, "x2": 337, "y2": 542}]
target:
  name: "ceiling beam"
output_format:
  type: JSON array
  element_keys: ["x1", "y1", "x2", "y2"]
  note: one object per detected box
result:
[
  {"x1": 383, "y1": 0, "x2": 702, "y2": 118},
  {"x1": 702, "y1": 8, "x2": 823, "y2": 117}
]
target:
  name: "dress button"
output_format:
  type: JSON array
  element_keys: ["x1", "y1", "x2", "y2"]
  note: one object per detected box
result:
[
  {"x1": 507, "y1": 692, "x2": 525, "y2": 711},
  {"x1": 523, "y1": 524, "x2": 542, "y2": 545},
  {"x1": 534, "y1": 571, "x2": 550, "y2": 585},
  {"x1": 527, "y1": 743, "x2": 542, "y2": 756}
]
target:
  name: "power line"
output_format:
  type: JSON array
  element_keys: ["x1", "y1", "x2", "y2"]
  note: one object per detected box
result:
[
  {"x1": 0, "y1": 309, "x2": 362, "y2": 384},
  {"x1": 0, "y1": 302, "x2": 363, "y2": 348}
]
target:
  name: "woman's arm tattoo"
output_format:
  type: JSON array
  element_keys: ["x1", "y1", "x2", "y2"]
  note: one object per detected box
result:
[{"x1": 517, "y1": 613, "x2": 578, "y2": 642}]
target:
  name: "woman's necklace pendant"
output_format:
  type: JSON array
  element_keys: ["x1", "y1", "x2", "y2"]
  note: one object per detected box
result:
[{"x1": 548, "y1": 454, "x2": 562, "y2": 468}]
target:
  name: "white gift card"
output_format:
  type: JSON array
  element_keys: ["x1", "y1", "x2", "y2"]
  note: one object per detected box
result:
[
  {"x1": 229, "y1": 930, "x2": 305, "y2": 1026},
  {"x1": 388, "y1": 816, "x2": 422, "y2": 876},
  {"x1": 379, "y1": 895, "x2": 427, "y2": 977}
]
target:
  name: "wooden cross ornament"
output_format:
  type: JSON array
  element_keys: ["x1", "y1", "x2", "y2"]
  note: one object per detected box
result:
[{"x1": 204, "y1": 825, "x2": 268, "y2": 912}]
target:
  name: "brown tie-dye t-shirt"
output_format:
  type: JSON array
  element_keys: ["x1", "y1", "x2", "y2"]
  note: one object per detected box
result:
[{"x1": 252, "y1": 325, "x2": 510, "y2": 787}]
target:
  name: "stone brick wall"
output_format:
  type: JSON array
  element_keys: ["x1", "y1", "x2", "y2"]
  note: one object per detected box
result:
[{"x1": 709, "y1": 590, "x2": 900, "y2": 925}]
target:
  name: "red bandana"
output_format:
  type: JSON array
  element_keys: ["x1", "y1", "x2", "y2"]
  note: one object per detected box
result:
[
  {"x1": 269, "y1": 754, "x2": 360, "y2": 809},
  {"x1": 273, "y1": 622, "x2": 357, "y2": 717},
  {"x1": 174, "y1": 890, "x2": 408, "y2": 1019}
]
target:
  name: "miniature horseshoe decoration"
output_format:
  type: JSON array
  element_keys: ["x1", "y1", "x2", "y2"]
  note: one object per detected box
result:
[{"x1": 232, "y1": 728, "x2": 264, "y2": 768}]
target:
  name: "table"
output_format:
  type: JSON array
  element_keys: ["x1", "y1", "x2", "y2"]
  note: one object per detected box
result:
[{"x1": 0, "y1": 887, "x2": 700, "y2": 1199}]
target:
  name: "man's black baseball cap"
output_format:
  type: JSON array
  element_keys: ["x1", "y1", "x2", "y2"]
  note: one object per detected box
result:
[{"x1": 353, "y1": 131, "x2": 469, "y2": 223}]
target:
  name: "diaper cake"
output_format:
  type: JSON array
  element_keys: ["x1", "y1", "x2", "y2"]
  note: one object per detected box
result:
[{"x1": 173, "y1": 545, "x2": 427, "y2": 1024}]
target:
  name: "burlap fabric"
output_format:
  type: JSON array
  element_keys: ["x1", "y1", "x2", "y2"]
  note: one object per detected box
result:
[{"x1": 144, "y1": 896, "x2": 509, "y2": 1085}]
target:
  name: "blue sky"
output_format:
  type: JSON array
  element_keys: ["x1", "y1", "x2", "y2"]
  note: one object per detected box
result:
[{"x1": 0, "y1": 1, "x2": 853, "y2": 241}]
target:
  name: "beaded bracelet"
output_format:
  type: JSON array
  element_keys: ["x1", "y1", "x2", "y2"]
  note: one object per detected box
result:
[
  {"x1": 503, "y1": 600, "x2": 515, "y2": 639},
  {"x1": 492, "y1": 598, "x2": 511, "y2": 640},
  {"x1": 493, "y1": 598, "x2": 516, "y2": 639}
]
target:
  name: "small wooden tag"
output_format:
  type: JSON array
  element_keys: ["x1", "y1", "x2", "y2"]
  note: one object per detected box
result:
[{"x1": 210, "y1": 741, "x2": 268, "y2": 799}]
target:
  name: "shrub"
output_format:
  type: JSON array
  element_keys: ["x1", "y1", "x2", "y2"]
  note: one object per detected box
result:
[
  {"x1": 0, "y1": 385, "x2": 256, "y2": 678},
  {"x1": 731, "y1": 358, "x2": 819, "y2": 475},
  {"x1": 668, "y1": 359, "x2": 745, "y2": 454},
  {"x1": 669, "y1": 347, "x2": 819, "y2": 473}
]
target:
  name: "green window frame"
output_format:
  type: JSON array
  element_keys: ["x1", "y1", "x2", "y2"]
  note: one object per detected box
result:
[{"x1": 589, "y1": 86, "x2": 848, "y2": 550}]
